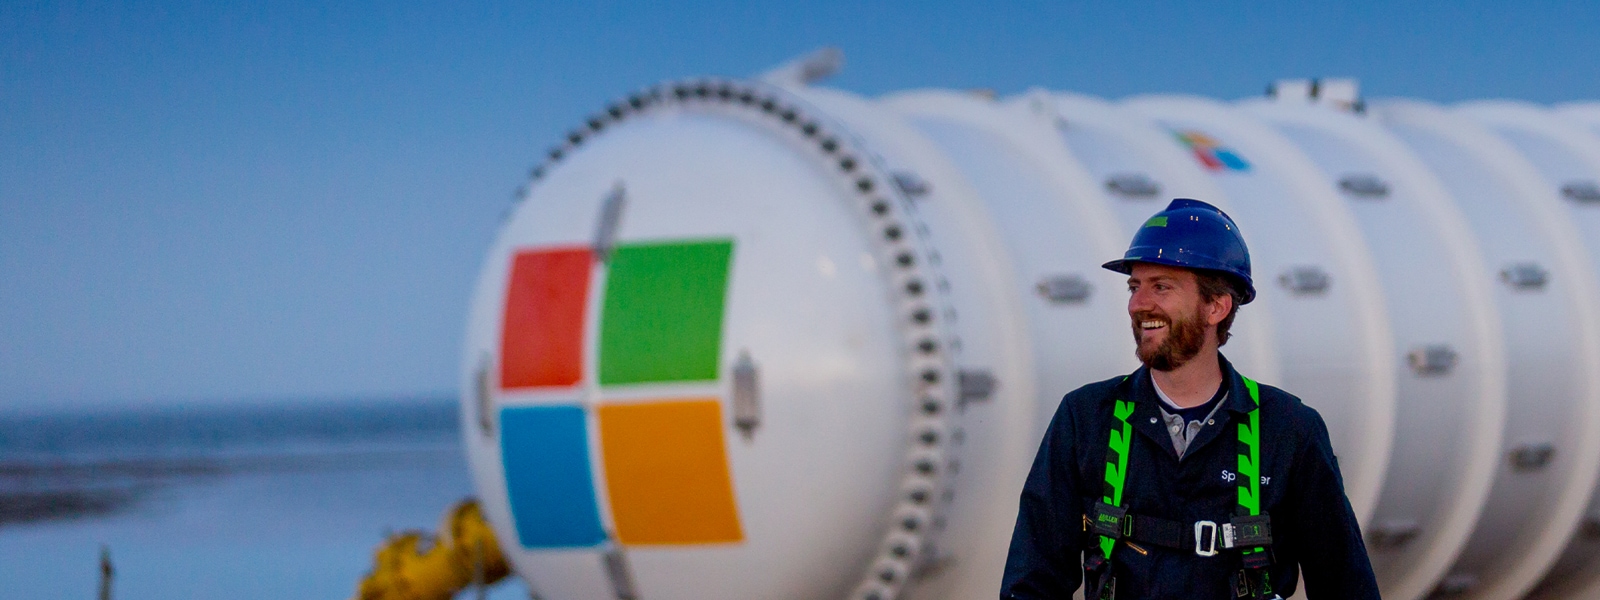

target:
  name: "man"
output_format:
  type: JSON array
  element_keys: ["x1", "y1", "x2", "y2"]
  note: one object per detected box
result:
[{"x1": 1000, "y1": 199, "x2": 1379, "y2": 599}]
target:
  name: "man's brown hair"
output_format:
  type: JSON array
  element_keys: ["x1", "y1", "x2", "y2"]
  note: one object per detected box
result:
[{"x1": 1195, "y1": 271, "x2": 1243, "y2": 346}]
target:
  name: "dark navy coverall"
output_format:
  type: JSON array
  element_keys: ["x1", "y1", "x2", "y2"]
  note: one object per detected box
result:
[{"x1": 1001, "y1": 355, "x2": 1381, "y2": 599}]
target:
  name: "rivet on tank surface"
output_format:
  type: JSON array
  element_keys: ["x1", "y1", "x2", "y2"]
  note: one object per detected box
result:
[
  {"x1": 857, "y1": 177, "x2": 875, "y2": 192},
  {"x1": 883, "y1": 225, "x2": 903, "y2": 241},
  {"x1": 908, "y1": 488, "x2": 930, "y2": 504},
  {"x1": 821, "y1": 138, "x2": 839, "y2": 153},
  {"x1": 871, "y1": 201, "x2": 889, "y2": 215},
  {"x1": 840, "y1": 157, "x2": 857, "y2": 171}
]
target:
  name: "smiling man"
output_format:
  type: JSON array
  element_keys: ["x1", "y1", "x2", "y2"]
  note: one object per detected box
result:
[{"x1": 1000, "y1": 199, "x2": 1380, "y2": 599}]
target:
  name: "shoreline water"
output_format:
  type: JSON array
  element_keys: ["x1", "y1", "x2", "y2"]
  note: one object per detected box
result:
[{"x1": 0, "y1": 397, "x2": 536, "y2": 599}]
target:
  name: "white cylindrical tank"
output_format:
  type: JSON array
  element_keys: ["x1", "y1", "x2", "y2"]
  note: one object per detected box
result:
[{"x1": 460, "y1": 57, "x2": 1600, "y2": 600}]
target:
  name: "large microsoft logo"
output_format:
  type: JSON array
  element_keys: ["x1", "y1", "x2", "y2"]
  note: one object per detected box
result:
[{"x1": 496, "y1": 239, "x2": 741, "y2": 548}]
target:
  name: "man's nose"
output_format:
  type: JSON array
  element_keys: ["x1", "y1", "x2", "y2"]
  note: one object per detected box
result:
[{"x1": 1128, "y1": 287, "x2": 1154, "y2": 313}]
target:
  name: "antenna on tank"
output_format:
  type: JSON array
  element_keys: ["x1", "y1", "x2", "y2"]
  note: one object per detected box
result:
[{"x1": 759, "y1": 47, "x2": 844, "y2": 87}]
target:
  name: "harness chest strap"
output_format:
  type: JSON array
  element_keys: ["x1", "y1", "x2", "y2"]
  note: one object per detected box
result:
[{"x1": 1084, "y1": 376, "x2": 1274, "y2": 599}]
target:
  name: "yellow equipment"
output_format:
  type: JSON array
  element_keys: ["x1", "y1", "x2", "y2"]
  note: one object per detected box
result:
[{"x1": 353, "y1": 498, "x2": 510, "y2": 600}]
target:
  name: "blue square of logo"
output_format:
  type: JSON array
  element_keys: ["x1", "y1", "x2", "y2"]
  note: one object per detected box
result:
[{"x1": 499, "y1": 405, "x2": 607, "y2": 548}]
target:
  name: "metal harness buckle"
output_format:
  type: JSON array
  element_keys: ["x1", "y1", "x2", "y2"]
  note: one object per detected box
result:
[{"x1": 1195, "y1": 520, "x2": 1219, "y2": 557}]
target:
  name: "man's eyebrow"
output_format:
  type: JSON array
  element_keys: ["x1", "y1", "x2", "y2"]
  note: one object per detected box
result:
[{"x1": 1128, "y1": 275, "x2": 1175, "y2": 284}]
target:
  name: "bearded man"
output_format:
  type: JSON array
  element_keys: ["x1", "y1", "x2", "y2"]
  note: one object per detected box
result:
[{"x1": 1000, "y1": 199, "x2": 1380, "y2": 599}]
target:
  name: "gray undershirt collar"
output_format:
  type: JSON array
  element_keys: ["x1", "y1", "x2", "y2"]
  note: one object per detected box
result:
[{"x1": 1152, "y1": 378, "x2": 1228, "y2": 458}]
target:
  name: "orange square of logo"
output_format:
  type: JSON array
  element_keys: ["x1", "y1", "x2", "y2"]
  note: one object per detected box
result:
[{"x1": 598, "y1": 399, "x2": 743, "y2": 545}]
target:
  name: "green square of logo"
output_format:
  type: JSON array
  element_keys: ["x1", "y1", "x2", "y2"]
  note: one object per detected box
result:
[{"x1": 599, "y1": 239, "x2": 734, "y2": 385}]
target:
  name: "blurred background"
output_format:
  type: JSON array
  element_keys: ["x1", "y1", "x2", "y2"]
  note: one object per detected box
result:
[{"x1": 3, "y1": 1, "x2": 1599, "y2": 597}]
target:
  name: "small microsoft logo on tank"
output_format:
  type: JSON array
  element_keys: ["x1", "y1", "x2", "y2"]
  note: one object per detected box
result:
[
  {"x1": 1175, "y1": 130, "x2": 1251, "y2": 172},
  {"x1": 495, "y1": 238, "x2": 742, "y2": 549}
]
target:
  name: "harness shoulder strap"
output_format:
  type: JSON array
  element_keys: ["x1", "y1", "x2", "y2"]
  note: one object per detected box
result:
[
  {"x1": 1084, "y1": 380, "x2": 1135, "y2": 600},
  {"x1": 1233, "y1": 377, "x2": 1275, "y2": 599}
]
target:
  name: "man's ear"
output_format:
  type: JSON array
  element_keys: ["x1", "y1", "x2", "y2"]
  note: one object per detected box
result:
[{"x1": 1205, "y1": 294, "x2": 1233, "y2": 326}]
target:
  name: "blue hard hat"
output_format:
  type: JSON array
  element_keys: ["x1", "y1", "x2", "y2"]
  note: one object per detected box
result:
[{"x1": 1101, "y1": 198, "x2": 1256, "y2": 304}]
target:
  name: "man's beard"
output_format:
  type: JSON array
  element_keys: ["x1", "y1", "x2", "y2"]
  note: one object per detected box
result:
[{"x1": 1132, "y1": 306, "x2": 1208, "y2": 371}]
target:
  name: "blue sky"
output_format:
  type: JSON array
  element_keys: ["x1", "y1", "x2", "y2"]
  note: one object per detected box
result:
[{"x1": 3, "y1": 1, "x2": 1598, "y2": 409}]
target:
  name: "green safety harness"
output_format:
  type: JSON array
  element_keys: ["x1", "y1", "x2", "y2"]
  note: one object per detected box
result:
[{"x1": 1082, "y1": 376, "x2": 1277, "y2": 600}]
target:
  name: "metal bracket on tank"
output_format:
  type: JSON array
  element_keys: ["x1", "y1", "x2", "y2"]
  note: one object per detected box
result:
[
  {"x1": 732, "y1": 350, "x2": 761, "y2": 441},
  {"x1": 758, "y1": 47, "x2": 843, "y2": 88},
  {"x1": 601, "y1": 546, "x2": 638, "y2": 600},
  {"x1": 593, "y1": 183, "x2": 627, "y2": 263},
  {"x1": 1509, "y1": 443, "x2": 1557, "y2": 472},
  {"x1": 1434, "y1": 573, "x2": 1480, "y2": 596},
  {"x1": 1500, "y1": 262, "x2": 1549, "y2": 291},
  {"x1": 1105, "y1": 173, "x2": 1162, "y2": 199},
  {"x1": 892, "y1": 171, "x2": 931, "y2": 198},
  {"x1": 1562, "y1": 181, "x2": 1600, "y2": 204},
  {"x1": 957, "y1": 369, "x2": 997, "y2": 409},
  {"x1": 1338, "y1": 174, "x2": 1390, "y2": 199},
  {"x1": 1582, "y1": 514, "x2": 1600, "y2": 540},
  {"x1": 1368, "y1": 519, "x2": 1422, "y2": 550},
  {"x1": 475, "y1": 352, "x2": 494, "y2": 437},
  {"x1": 1036, "y1": 274, "x2": 1093, "y2": 304},
  {"x1": 1278, "y1": 266, "x2": 1331, "y2": 296},
  {"x1": 1407, "y1": 345, "x2": 1459, "y2": 376}
]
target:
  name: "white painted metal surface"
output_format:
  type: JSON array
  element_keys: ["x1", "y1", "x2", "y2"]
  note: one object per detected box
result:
[
  {"x1": 1377, "y1": 100, "x2": 1600, "y2": 600},
  {"x1": 1458, "y1": 102, "x2": 1600, "y2": 600},
  {"x1": 461, "y1": 57, "x2": 1600, "y2": 599}
]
